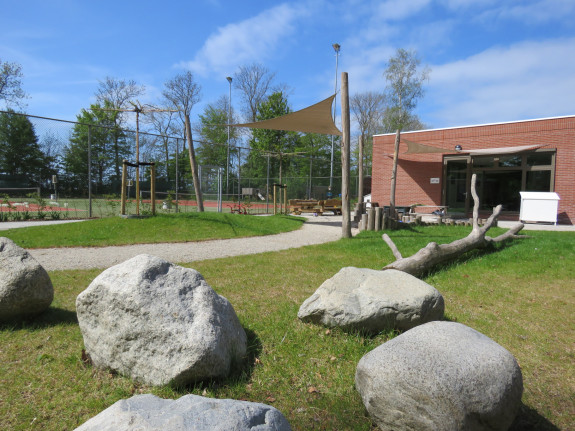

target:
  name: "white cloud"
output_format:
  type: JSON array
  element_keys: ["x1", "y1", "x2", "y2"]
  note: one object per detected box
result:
[
  {"x1": 422, "y1": 37, "x2": 575, "y2": 126},
  {"x1": 177, "y1": 3, "x2": 309, "y2": 77},
  {"x1": 491, "y1": 0, "x2": 575, "y2": 24}
]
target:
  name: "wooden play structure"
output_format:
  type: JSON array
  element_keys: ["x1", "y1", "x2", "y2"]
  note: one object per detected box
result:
[{"x1": 120, "y1": 159, "x2": 156, "y2": 216}]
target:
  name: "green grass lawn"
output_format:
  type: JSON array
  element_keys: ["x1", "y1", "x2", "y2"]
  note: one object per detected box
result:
[
  {"x1": 1, "y1": 212, "x2": 304, "y2": 248},
  {"x1": 0, "y1": 226, "x2": 573, "y2": 430}
]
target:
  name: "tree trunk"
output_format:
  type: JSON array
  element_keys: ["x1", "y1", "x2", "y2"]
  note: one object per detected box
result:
[
  {"x1": 358, "y1": 134, "x2": 364, "y2": 202},
  {"x1": 389, "y1": 128, "x2": 401, "y2": 218},
  {"x1": 382, "y1": 174, "x2": 525, "y2": 277},
  {"x1": 185, "y1": 115, "x2": 204, "y2": 212},
  {"x1": 340, "y1": 72, "x2": 352, "y2": 238}
]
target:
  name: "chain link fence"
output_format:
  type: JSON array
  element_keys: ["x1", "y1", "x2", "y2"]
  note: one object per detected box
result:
[{"x1": 0, "y1": 111, "x2": 360, "y2": 219}]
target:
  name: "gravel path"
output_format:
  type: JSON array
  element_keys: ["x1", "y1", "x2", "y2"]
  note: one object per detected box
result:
[{"x1": 26, "y1": 215, "x2": 357, "y2": 271}]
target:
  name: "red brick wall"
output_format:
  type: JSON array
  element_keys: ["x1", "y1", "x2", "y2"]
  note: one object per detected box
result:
[{"x1": 372, "y1": 116, "x2": 575, "y2": 224}]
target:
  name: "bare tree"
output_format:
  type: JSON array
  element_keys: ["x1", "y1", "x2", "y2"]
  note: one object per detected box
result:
[
  {"x1": 234, "y1": 63, "x2": 276, "y2": 122},
  {"x1": 145, "y1": 110, "x2": 177, "y2": 182},
  {"x1": 351, "y1": 91, "x2": 386, "y2": 198},
  {"x1": 162, "y1": 71, "x2": 203, "y2": 211},
  {"x1": 0, "y1": 59, "x2": 28, "y2": 108},
  {"x1": 384, "y1": 48, "x2": 430, "y2": 218},
  {"x1": 162, "y1": 71, "x2": 201, "y2": 124},
  {"x1": 95, "y1": 77, "x2": 146, "y2": 179}
]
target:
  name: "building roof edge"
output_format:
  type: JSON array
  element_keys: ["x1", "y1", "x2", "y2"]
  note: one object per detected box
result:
[{"x1": 373, "y1": 114, "x2": 575, "y2": 137}]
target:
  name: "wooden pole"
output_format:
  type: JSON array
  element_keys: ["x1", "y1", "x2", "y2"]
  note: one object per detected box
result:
[
  {"x1": 185, "y1": 115, "x2": 204, "y2": 212},
  {"x1": 135, "y1": 111, "x2": 140, "y2": 215},
  {"x1": 341, "y1": 72, "x2": 352, "y2": 238},
  {"x1": 120, "y1": 160, "x2": 127, "y2": 215},
  {"x1": 284, "y1": 184, "x2": 287, "y2": 215},
  {"x1": 273, "y1": 184, "x2": 277, "y2": 215}
]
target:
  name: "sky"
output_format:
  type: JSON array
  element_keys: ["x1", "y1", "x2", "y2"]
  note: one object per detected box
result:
[{"x1": 1, "y1": 0, "x2": 575, "y2": 133}]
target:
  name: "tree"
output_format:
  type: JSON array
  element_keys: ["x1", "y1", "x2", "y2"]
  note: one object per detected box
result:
[
  {"x1": 63, "y1": 103, "x2": 128, "y2": 194},
  {"x1": 247, "y1": 92, "x2": 299, "y2": 183},
  {"x1": 95, "y1": 77, "x2": 145, "y2": 180},
  {"x1": 384, "y1": 48, "x2": 430, "y2": 217},
  {"x1": 234, "y1": 63, "x2": 276, "y2": 122},
  {"x1": 162, "y1": 71, "x2": 203, "y2": 211},
  {"x1": 350, "y1": 91, "x2": 386, "y2": 198},
  {"x1": 0, "y1": 59, "x2": 28, "y2": 108},
  {"x1": 196, "y1": 95, "x2": 239, "y2": 169},
  {"x1": 0, "y1": 111, "x2": 46, "y2": 184}
]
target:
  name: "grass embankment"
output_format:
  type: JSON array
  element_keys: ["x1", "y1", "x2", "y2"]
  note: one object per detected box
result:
[
  {"x1": 0, "y1": 226, "x2": 573, "y2": 430},
  {"x1": 1, "y1": 212, "x2": 304, "y2": 248}
]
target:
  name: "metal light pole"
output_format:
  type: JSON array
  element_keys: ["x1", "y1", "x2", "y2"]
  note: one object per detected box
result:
[
  {"x1": 226, "y1": 76, "x2": 232, "y2": 196},
  {"x1": 329, "y1": 43, "x2": 341, "y2": 193}
]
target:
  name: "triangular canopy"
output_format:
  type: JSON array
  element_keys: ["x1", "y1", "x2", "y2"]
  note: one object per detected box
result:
[{"x1": 229, "y1": 95, "x2": 342, "y2": 136}]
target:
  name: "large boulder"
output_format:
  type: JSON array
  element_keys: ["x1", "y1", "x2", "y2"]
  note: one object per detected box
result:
[
  {"x1": 355, "y1": 321, "x2": 523, "y2": 431},
  {"x1": 74, "y1": 393, "x2": 292, "y2": 431},
  {"x1": 76, "y1": 254, "x2": 247, "y2": 386},
  {"x1": 297, "y1": 267, "x2": 444, "y2": 333},
  {"x1": 0, "y1": 236, "x2": 53, "y2": 322}
]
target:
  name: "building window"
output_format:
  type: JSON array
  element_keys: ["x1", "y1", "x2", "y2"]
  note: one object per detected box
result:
[{"x1": 443, "y1": 150, "x2": 555, "y2": 213}]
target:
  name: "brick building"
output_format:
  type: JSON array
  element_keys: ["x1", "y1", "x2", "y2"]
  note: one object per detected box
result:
[{"x1": 371, "y1": 115, "x2": 575, "y2": 225}]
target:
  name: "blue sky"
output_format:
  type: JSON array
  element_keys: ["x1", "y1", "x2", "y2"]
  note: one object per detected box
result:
[{"x1": 1, "y1": 0, "x2": 575, "y2": 132}]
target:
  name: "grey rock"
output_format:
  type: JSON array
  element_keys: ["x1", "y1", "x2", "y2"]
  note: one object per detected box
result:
[
  {"x1": 74, "y1": 393, "x2": 292, "y2": 431},
  {"x1": 355, "y1": 321, "x2": 523, "y2": 431},
  {"x1": 76, "y1": 254, "x2": 247, "y2": 386},
  {"x1": 297, "y1": 267, "x2": 444, "y2": 333},
  {"x1": 0, "y1": 237, "x2": 53, "y2": 322}
]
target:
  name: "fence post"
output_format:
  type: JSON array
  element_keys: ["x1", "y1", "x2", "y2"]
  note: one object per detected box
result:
[
  {"x1": 150, "y1": 163, "x2": 156, "y2": 215},
  {"x1": 121, "y1": 160, "x2": 127, "y2": 215},
  {"x1": 88, "y1": 124, "x2": 92, "y2": 218}
]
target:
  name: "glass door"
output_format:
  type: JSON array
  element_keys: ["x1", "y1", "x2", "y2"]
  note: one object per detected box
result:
[{"x1": 444, "y1": 158, "x2": 469, "y2": 213}]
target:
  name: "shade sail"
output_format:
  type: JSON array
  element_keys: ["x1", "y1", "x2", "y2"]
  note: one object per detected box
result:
[
  {"x1": 228, "y1": 94, "x2": 342, "y2": 136},
  {"x1": 403, "y1": 138, "x2": 454, "y2": 154},
  {"x1": 465, "y1": 144, "x2": 542, "y2": 155},
  {"x1": 403, "y1": 139, "x2": 543, "y2": 156}
]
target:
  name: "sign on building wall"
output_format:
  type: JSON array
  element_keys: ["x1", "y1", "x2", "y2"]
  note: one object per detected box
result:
[{"x1": 430, "y1": 178, "x2": 440, "y2": 184}]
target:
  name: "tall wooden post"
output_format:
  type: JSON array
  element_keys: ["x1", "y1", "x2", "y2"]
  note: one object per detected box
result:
[
  {"x1": 185, "y1": 115, "x2": 204, "y2": 212},
  {"x1": 341, "y1": 72, "x2": 352, "y2": 238},
  {"x1": 283, "y1": 184, "x2": 287, "y2": 215},
  {"x1": 273, "y1": 184, "x2": 277, "y2": 215}
]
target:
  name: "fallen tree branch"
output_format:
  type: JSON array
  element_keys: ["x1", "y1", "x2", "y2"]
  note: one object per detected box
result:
[{"x1": 382, "y1": 174, "x2": 525, "y2": 277}]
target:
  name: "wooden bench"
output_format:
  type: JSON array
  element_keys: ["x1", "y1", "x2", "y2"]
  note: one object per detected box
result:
[
  {"x1": 289, "y1": 199, "x2": 323, "y2": 215},
  {"x1": 321, "y1": 198, "x2": 342, "y2": 215}
]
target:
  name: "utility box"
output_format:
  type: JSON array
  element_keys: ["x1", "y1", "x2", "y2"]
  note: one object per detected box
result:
[{"x1": 519, "y1": 192, "x2": 560, "y2": 224}]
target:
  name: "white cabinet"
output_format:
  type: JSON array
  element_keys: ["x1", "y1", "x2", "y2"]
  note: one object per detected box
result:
[{"x1": 519, "y1": 192, "x2": 560, "y2": 224}]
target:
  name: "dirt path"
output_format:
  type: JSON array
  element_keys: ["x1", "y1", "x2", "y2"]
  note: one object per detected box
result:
[{"x1": 26, "y1": 215, "x2": 356, "y2": 271}]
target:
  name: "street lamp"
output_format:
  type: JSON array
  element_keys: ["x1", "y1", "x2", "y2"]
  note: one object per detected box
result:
[
  {"x1": 226, "y1": 76, "x2": 233, "y2": 196},
  {"x1": 329, "y1": 43, "x2": 341, "y2": 194}
]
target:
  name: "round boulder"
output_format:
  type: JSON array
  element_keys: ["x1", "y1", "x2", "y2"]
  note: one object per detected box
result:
[
  {"x1": 298, "y1": 267, "x2": 444, "y2": 334},
  {"x1": 0, "y1": 236, "x2": 53, "y2": 322},
  {"x1": 74, "y1": 393, "x2": 292, "y2": 431},
  {"x1": 355, "y1": 321, "x2": 523, "y2": 431},
  {"x1": 76, "y1": 254, "x2": 247, "y2": 386}
]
